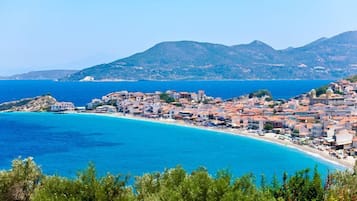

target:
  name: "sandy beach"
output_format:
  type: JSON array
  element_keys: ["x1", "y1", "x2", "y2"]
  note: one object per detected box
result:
[{"x1": 80, "y1": 112, "x2": 355, "y2": 170}]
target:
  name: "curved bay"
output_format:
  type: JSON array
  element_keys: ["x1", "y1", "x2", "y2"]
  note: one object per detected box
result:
[{"x1": 0, "y1": 112, "x2": 342, "y2": 179}]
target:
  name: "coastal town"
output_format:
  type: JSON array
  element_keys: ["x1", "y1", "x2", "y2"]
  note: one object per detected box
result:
[
  {"x1": 2, "y1": 78, "x2": 357, "y2": 168},
  {"x1": 42, "y1": 77, "x2": 357, "y2": 168}
]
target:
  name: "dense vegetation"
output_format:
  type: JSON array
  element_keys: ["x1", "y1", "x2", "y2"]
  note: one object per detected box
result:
[
  {"x1": 314, "y1": 85, "x2": 343, "y2": 97},
  {"x1": 263, "y1": 122, "x2": 274, "y2": 131},
  {"x1": 248, "y1": 89, "x2": 272, "y2": 99},
  {"x1": 346, "y1": 75, "x2": 357, "y2": 83},
  {"x1": 0, "y1": 99, "x2": 32, "y2": 111},
  {"x1": 315, "y1": 85, "x2": 329, "y2": 97},
  {"x1": 0, "y1": 95, "x2": 57, "y2": 112},
  {"x1": 159, "y1": 93, "x2": 175, "y2": 103},
  {"x1": 0, "y1": 157, "x2": 356, "y2": 201}
]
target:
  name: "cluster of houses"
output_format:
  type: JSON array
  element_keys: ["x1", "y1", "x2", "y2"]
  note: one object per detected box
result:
[{"x1": 51, "y1": 79, "x2": 357, "y2": 159}]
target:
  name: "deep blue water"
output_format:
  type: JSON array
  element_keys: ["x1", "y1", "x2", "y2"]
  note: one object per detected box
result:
[
  {"x1": 0, "y1": 80, "x2": 333, "y2": 106},
  {"x1": 0, "y1": 112, "x2": 341, "y2": 180}
]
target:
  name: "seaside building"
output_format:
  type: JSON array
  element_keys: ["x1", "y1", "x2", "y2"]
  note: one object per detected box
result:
[
  {"x1": 86, "y1": 98, "x2": 104, "y2": 110},
  {"x1": 247, "y1": 117, "x2": 264, "y2": 130},
  {"x1": 50, "y1": 102, "x2": 75, "y2": 112},
  {"x1": 102, "y1": 91, "x2": 129, "y2": 102},
  {"x1": 311, "y1": 123, "x2": 323, "y2": 137},
  {"x1": 334, "y1": 129, "x2": 354, "y2": 150},
  {"x1": 95, "y1": 105, "x2": 117, "y2": 113},
  {"x1": 309, "y1": 88, "x2": 345, "y2": 105},
  {"x1": 80, "y1": 76, "x2": 94, "y2": 82},
  {"x1": 198, "y1": 90, "x2": 206, "y2": 102}
]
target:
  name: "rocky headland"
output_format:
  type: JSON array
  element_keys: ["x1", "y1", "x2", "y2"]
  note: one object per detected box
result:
[{"x1": 0, "y1": 95, "x2": 57, "y2": 112}]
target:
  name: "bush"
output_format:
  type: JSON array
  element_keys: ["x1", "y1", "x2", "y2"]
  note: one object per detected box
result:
[
  {"x1": 160, "y1": 93, "x2": 175, "y2": 103},
  {"x1": 264, "y1": 123, "x2": 274, "y2": 131},
  {"x1": 346, "y1": 75, "x2": 357, "y2": 83},
  {"x1": 249, "y1": 89, "x2": 273, "y2": 99},
  {"x1": 1, "y1": 157, "x2": 356, "y2": 200},
  {"x1": 32, "y1": 163, "x2": 134, "y2": 201},
  {"x1": 0, "y1": 157, "x2": 41, "y2": 201},
  {"x1": 315, "y1": 85, "x2": 328, "y2": 97}
]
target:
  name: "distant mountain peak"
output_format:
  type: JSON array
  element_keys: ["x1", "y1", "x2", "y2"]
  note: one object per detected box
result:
[
  {"x1": 233, "y1": 40, "x2": 274, "y2": 50},
  {"x1": 249, "y1": 40, "x2": 268, "y2": 46},
  {"x1": 152, "y1": 40, "x2": 227, "y2": 48},
  {"x1": 336, "y1": 30, "x2": 357, "y2": 36},
  {"x1": 153, "y1": 40, "x2": 196, "y2": 46},
  {"x1": 329, "y1": 30, "x2": 357, "y2": 42}
]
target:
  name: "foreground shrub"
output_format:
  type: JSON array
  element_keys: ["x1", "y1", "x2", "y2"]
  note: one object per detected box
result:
[
  {"x1": 0, "y1": 157, "x2": 356, "y2": 200},
  {"x1": 325, "y1": 161, "x2": 357, "y2": 201},
  {"x1": 0, "y1": 157, "x2": 41, "y2": 201},
  {"x1": 32, "y1": 163, "x2": 134, "y2": 201}
]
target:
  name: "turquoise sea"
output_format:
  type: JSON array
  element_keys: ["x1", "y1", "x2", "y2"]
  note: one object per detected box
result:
[{"x1": 0, "y1": 112, "x2": 342, "y2": 181}]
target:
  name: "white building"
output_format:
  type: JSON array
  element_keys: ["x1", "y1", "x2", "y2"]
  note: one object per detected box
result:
[
  {"x1": 335, "y1": 129, "x2": 353, "y2": 149},
  {"x1": 86, "y1": 98, "x2": 103, "y2": 110},
  {"x1": 311, "y1": 123, "x2": 323, "y2": 137},
  {"x1": 50, "y1": 102, "x2": 75, "y2": 112},
  {"x1": 95, "y1": 105, "x2": 117, "y2": 113}
]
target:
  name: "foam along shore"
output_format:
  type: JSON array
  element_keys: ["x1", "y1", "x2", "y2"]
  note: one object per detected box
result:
[{"x1": 78, "y1": 112, "x2": 354, "y2": 170}]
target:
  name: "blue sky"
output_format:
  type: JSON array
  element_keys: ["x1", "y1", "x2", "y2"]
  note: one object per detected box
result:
[{"x1": 1, "y1": 0, "x2": 357, "y2": 75}]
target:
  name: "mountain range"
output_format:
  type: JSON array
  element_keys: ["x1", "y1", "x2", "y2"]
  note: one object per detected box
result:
[
  {"x1": 52, "y1": 31, "x2": 357, "y2": 80},
  {"x1": 1, "y1": 70, "x2": 77, "y2": 80}
]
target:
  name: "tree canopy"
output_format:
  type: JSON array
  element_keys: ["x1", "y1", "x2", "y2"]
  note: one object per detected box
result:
[
  {"x1": 160, "y1": 93, "x2": 175, "y2": 103},
  {"x1": 248, "y1": 89, "x2": 273, "y2": 99},
  {"x1": 0, "y1": 157, "x2": 356, "y2": 201}
]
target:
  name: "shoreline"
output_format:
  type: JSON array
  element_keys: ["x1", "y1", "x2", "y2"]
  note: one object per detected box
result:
[{"x1": 78, "y1": 112, "x2": 355, "y2": 170}]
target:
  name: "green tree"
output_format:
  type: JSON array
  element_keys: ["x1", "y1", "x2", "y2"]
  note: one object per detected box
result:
[
  {"x1": 325, "y1": 162, "x2": 357, "y2": 201},
  {"x1": 248, "y1": 89, "x2": 273, "y2": 99},
  {"x1": 208, "y1": 170, "x2": 232, "y2": 201},
  {"x1": 315, "y1": 86, "x2": 328, "y2": 97},
  {"x1": 310, "y1": 166, "x2": 324, "y2": 201},
  {"x1": 0, "y1": 157, "x2": 42, "y2": 201},
  {"x1": 134, "y1": 172, "x2": 161, "y2": 200},
  {"x1": 157, "y1": 166, "x2": 186, "y2": 201},
  {"x1": 32, "y1": 163, "x2": 134, "y2": 201},
  {"x1": 160, "y1": 93, "x2": 175, "y2": 103},
  {"x1": 188, "y1": 167, "x2": 212, "y2": 201},
  {"x1": 31, "y1": 176, "x2": 82, "y2": 201},
  {"x1": 264, "y1": 123, "x2": 274, "y2": 131},
  {"x1": 3, "y1": 157, "x2": 357, "y2": 200}
]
